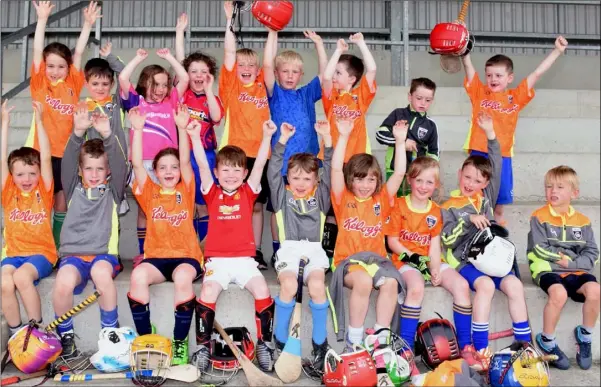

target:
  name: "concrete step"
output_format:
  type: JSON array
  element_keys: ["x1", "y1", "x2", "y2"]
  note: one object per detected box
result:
[{"x1": 14, "y1": 263, "x2": 601, "y2": 361}]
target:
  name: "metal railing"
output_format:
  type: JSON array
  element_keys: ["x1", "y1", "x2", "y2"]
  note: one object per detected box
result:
[{"x1": 1, "y1": 1, "x2": 103, "y2": 100}]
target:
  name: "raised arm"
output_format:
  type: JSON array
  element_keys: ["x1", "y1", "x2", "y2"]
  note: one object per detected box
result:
[
  {"x1": 187, "y1": 121, "x2": 215, "y2": 193},
  {"x1": 32, "y1": 1, "x2": 55, "y2": 72},
  {"x1": 223, "y1": 1, "x2": 237, "y2": 71},
  {"x1": 1, "y1": 100, "x2": 15, "y2": 189},
  {"x1": 323, "y1": 39, "x2": 348, "y2": 98},
  {"x1": 62, "y1": 103, "x2": 91, "y2": 197},
  {"x1": 385, "y1": 120, "x2": 408, "y2": 198},
  {"x1": 73, "y1": 1, "x2": 102, "y2": 70},
  {"x1": 263, "y1": 29, "x2": 278, "y2": 96},
  {"x1": 349, "y1": 33, "x2": 376, "y2": 87},
  {"x1": 461, "y1": 53, "x2": 476, "y2": 85},
  {"x1": 175, "y1": 13, "x2": 189, "y2": 63},
  {"x1": 204, "y1": 75, "x2": 223, "y2": 123},
  {"x1": 129, "y1": 107, "x2": 148, "y2": 189},
  {"x1": 32, "y1": 102, "x2": 53, "y2": 191},
  {"x1": 93, "y1": 112, "x2": 128, "y2": 199},
  {"x1": 247, "y1": 120, "x2": 277, "y2": 191},
  {"x1": 119, "y1": 49, "x2": 148, "y2": 99},
  {"x1": 304, "y1": 31, "x2": 327, "y2": 81},
  {"x1": 527, "y1": 36, "x2": 568, "y2": 90},
  {"x1": 156, "y1": 48, "x2": 189, "y2": 98},
  {"x1": 99, "y1": 42, "x2": 125, "y2": 73},
  {"x1": 268, "y1": 123, "x2": 295, "y2": 208},
  {"x1": 330, "y1": 118, "x2": 354, "y2": 204},
  {"x1": 174, "y1": 103, "x2": 193, "y2": 186}
]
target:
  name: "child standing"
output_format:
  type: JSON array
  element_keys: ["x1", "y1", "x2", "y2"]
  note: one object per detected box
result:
[
  {"x1": 29, "y1": 0, "x2": 101, "y2": 249},
  {"x1": 528, "y1": 166, "x2": 599, "y2": 371},
  {"x1": 2, "y1": 101, "x2": 55, "y2": 336}
]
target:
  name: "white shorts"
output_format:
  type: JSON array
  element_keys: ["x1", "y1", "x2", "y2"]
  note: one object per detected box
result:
[
  {"x1": 203, "y1": 257, "x2": 263, "y2": 290},
  {"x1": 398, "y1": 262, "x2": 452, "y2": 275},
  {"x1": 128, "y1": 160, "x2": 159, "y2": 187},
  {"x1": 274, "y1": 240, "x2": 329, "y2": 284}
]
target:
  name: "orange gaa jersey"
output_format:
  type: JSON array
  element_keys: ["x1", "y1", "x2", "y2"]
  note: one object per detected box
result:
[
  {"x1": 331, "y1": 186, "x2": 393, "y2": 268},
  {"x1": 384, "y1": 196, "x2": 442, "y2": 269},
  {"x1": 322, "y1": 76, "x2": 377, "y2": 162},
  {"x1": 218, "y1": 64, "x2": 270, "y2": 158},
  {"x1": 1, "y1": 177, "x2": 57, "y2": 264},
  {"x1": 27, "y1": 61, "x2": 85, "y2": 158},
  {"x1": 133, "y1": 177, "x2": 203, "y2": 264},
  {"x1": 463, "y1": 73, "x2": 534, "y2": 157}
]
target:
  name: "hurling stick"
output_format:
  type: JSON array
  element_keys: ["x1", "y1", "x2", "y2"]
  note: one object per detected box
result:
[
  {"x1": 2, "y1": 370, "x2": 47, "y2": 386},
  {"x1": 53, "y1": 365, "x2": 199, "y2": 383},
  {"x1": 213, "y1": 321, "x2": 283, "y2": 387},
  {"x1": 520, "y1": 355, "x2": 558, "y2": 366},
  {"x1": 274, "y1": 256, "x2": 308, "y2": 383},
  {"x1": 45, "y1": 291, "x2": 101, "y2": 332}
]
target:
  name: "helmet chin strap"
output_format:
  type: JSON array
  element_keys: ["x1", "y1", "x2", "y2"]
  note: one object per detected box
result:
[{"x1": 230, "y1": 1, "x2": 248, "y2": 48}]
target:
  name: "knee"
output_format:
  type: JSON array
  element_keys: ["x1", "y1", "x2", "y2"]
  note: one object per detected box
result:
[
  {"x1": 279, "y1": 277, "x2": 298, "y2": 300},
  {"x1": 474, "y1": 277, "x2": 495, "y2": 297},
  {"x1": 504, "y1": 277, "x2": 525, "y2": 299},
  {"x1": 548, "y1": 286, "x2": 568, "y2": 307},
  {"x1": 173, "y1": 271, "x2": 194, "y2": 294},
  {"x1": 307, "y1": 278, "x2": 325, "y2": 300},
  {"x1": 129, "y1": 267, "x2": 150, "y2": 291},
  {"x1": 53, "y1": 278, "x2": 75, "y2": 298},
  {"x1": 1, "y1": 274, "x2": 16, "y2": 295},
  {"x1": 380, "y1": 278, "x2": 398, "y2": 295},
  {"x1": 453, "y1": 277, "x2": 471, "y2": 298},
  {"x1": 12, "y1": 270, "x2": 35, "y2": 291},
  {"x1": 406, "y1": 282, "x2": 425, "y2": 302},
  {"x1": 583, "y1": 282, "x2": 600, "y2": 302},
  {"x1": 354, "y1": 275, "x2": 373, "y2": 296},
  {"x1": 200, "y1": 282, "x2": 220, "y2": 302}
]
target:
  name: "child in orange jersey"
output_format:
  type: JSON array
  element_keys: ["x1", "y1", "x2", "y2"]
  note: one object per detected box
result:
[
  {"x1": 384, "y1": 157, "x2": 476, "y2": 372},
  {"x1": 29, "y1": 1, "x2": 102, "y2": 249},
  {"x1": 127, "y1": 105, "x2": 203, "y2": 366},
  {"x1": 328, "y1": 118, "x2": 407, "y2": 352},
  {"x1": 2, "y1": 101, "x2": 55, "y2": 337},
  {"x1": 219, "y1": 1, "x2": 273, "y2": 270}
]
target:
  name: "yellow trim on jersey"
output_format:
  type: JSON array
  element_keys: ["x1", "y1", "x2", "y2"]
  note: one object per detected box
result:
[
  {"x1": 219, "y1": 109, "x2": 231, "y2": 151},
  {"x1": 25, "y1": 115, "x2": 36, "y2": 148},
  {"x1": 275, "y1": 210, "x2": 286, "y2": 242},
  {"x1": 107, "y1": 201, "x2": 119, "y2": 255},
  {"x1": 405, "y1": 195, "x2": 432, "y2": 214}
]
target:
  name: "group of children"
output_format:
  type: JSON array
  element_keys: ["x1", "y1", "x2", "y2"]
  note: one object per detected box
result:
[{"x1": 1, "y1": 0, "x2": 598, "y2": 377}]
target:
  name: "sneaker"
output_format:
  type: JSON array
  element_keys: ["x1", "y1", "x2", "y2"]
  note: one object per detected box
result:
[
  {"x1": 461, "y1": 344, "x2": 490, "y2": 371},
  {"x1": 574, "y1": 327, "x2": 592, "y2": 370},
  {"x1": 535, "y1": 333, "x2": 570, "y2": 370},
  {"x1": 254, "y1": 250, "x2": 268, "y2": 271},
  {"x1": 60, "y1": 333, "x2": 80, "y2": 360},
  {"x1": 310, "y1": 340, "x2": 330, "y2": 374},
  {"x1": 172, "y1": 338, "x2": 189, "y2": 365},
  {"x1": 151, "y1": 324, "x2": 157, "y2": 334},
  {"x1": 256, "y1": 340, "x2": 275, "y2": 372},
  {"x1": 271, "y1": 251, "x2": 278, "y2": 269},
  {"x1": 191, "y1": 344, "x2": 210, "y2": 373}
]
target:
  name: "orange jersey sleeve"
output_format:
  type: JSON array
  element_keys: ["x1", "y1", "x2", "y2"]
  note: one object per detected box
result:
[
  {"x1": 133, "y1": 177, "x2": 203, "y2": 263},
  {"x1": 464, "y1": 73, "x2": 534, "y2": 157},
  {"x1": 28, "y1": 61, "x2": 85, "y2": 157},
  {"x1": 2, "y1": 177, "x2": 57, "y2": 264},
  {"x1": 218, "y1": 65, "x2": 270, "y2": 158},
  {"x1": 322, "y1": 77, "x2": 377, "y2": 162}
]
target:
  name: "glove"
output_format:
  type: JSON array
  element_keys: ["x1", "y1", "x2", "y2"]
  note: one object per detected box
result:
[{"x1": 401, "y1": 253, "x2": 432, "y2": 281}]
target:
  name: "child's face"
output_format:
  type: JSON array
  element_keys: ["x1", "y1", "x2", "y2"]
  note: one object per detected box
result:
[
  {"x1": 45, "y1": 53, "x2": 69, "y2": 84},
  {"x1": 458, "y1": 165, "x2": 489, "y2": 197},
  {"x1": 332, "y1": 62, "x2": 355, "y2": 91},
  {"x1": 187, "y1": 61, "x2": 211, "y2": 93},
  {"x1": 147, "y1": 73, "x2": 170, "y2": 103},
  {"x1": 236, "y1": 56, "x2": 259, "y2": 85},
  {"x1": 11, "y1": 161, "x2": 40, "y2": 193},
  {"x1": 351, "y1": 172, "x2": 378, "y2": 200},
  {"x1": 79, "y1": 153, "x2": 109, "y2": 188},
  {"x1": 545, "y1": 179, "x2": 578, "y2": 210},
  {"x1": 409, "y1": 167, "x2": 438, "y2": 202},
  {"x1": 214, "y1": 163, "x2": 248, "y2": 192},
  {"x1": 275, "y1": 62, "x2": 304, "y2": 90},
  {"x1": 86, "y1": 75, "x2": 114, "y2": 101},
  {"x1": 485, "y1": 65, "x2": 514, "y2": 93},
  {"x1": 287, "y1": 167, "x2": 318, "y2": 198},
  {"x1": 155, "y1": 155, "x2": 181, "y2": 190},
  {"x1": 408, "y1": 86, "x2": 434, "y2": 113}
]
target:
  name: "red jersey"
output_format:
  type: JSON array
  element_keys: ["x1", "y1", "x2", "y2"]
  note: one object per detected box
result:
[
  {"x1": 181, "y1": 90, "x2": 224, "y2": 151},
  {"x1": 203, "y1": 183, "x2": 259, "y2": 257}
]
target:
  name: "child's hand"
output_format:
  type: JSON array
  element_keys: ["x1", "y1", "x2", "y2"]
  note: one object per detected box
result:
[
  {"x1": 176, "y1": 13, "x2": 188, "y2": 32},
  {"x1": 73, "y1": 102, "x2": 91, "y2": 137},
  {"x1": 156, "y1": 48, "x2": 172, "y2": 59},
  {"x1": 128, "y1": 107, "x2": 147, "y2": 131},
  {"x1": 477, "y1": 111, "x2": 494, "y2": 135},
  {"x1": 31, "y1": 101, "x2": 43, "y2": 124},
  {"x1": 393, "y1": 120, "x2": 408, "y2": 141},
  {"x1": 99, "y1": 42, "x2": 112, "y2": 57},
  {"x1": 556, "y1": 256, "x2": 570, "y2": 268},
  {"x1": 205, "y1": 73, "x2": 215, "y2": 92},
  {"x1": 92, "y1": 112, "x2": 111, "y2": 139},
  {"x1": 314, "y1": 120, "x2": 331, "y2": 138},
  {"x1": 2, "y1": 100, "x2": 15, "y2": 128},
  {"x1": 555, "y1": 36, "x2": 568, "y2": 53},
  {"x1": 224, "y1": 1, "x2": 234, "y2": 20},
  {"x1": 136, "y1": 49, "x2": 148, "y2": 60},
  {"x1": 83, "y1": 1, "x2": 102, "y2": 26},
  {"x1": 405, "y1": 138, "x2": 417, "y2": 152},
  {"x1": 174, "y1": 103, "x2": 191, "y2": 130},
  {"x1": 186, "y1": 120, "x2": 202, "y2": 138},
  {"x1": 430, "y1": 266, "x2": 441, "y2": 286},
  {"x1": 336, "y1": 39, "x2": 349, "y2": 53},
  {"x1": 263, "y1": 120, "x2": 277, "y2": 138},
  {"x1": 349, "y1": 32, "x2": 365, "y2": 44},
  {"x1": 304, "y1": 30, "x2": 322, "y2": 44},
  {"x1": 280, "y1": 122, "x2": 296, "y2": 141},
  {"x1": 469, "y1": 214, "x2": 491, "y2": 230},
  {"x1": 336, "y1": 117, "x2": 354, "y2": 137},
  {"x1": 33, "y1": 1, "x2": 55, "y2": 20}
]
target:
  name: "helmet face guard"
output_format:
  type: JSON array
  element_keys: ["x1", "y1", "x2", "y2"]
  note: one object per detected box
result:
[
  {"x1": 364, "y1": 327, "x2": 415, "y2": 386},
  {"x1": 489, "y1": 342, "x2": 550, "y2": 387},
  {"x1": 209, "y1": 326, "x2": 255, "y2": 371},
  {"x1": 416, "y1": 317, "x2": 461, "y2": 369},
  {"x1": 7, "y1": 323, "x2": 62, "y2": 374},
  {"x1": 130, "y1": 334, "x2": 173, "y2": 387}
]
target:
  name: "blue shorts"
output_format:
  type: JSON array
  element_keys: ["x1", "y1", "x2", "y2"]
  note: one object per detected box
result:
[
  {"x1": 470, "y1": 150, "x2": 513, "y2": 205},
  {"x1": 58, "y1": 255, "x2": 121, "y2": 295},
  {"x1": 142, "y1": 258, "x2": 202, "y2": 282},
  {"x1": 191, "y1": 149, "x2": 217, "y2": 206},
  {"x1": 459, "y1": 263, "x2": 515, "y2": 291},
  {"x1": 1, "y1": 255, "x2": 54, "y2": 285}
]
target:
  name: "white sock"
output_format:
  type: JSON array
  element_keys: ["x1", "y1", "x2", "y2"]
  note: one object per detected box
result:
[
  {"x1": 347, "y1": 325, "x2": 364, "y2": 345},
  {"x1": 8, "y1": 323, "x2": 23, "y2": 336},
  {"x1": 374, "y1": 323, "x2": 390, "y2": 345}
]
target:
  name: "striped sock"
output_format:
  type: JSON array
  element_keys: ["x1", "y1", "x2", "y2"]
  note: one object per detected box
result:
[
  {"x1": 52, "y1": 212, "x2": 66, "y2": 250},
  {"x1": 472, "y1": 321, "x2": 489, "y2": 351},
  {"x1": 513, "y1": 320, "x2": 532, "y2": 342},
  {"x1": 399, "y1": 304, "x2": 421, "y2": 350},
  {"x1": 100, "y1": 307, "x2": 119, "y2": 328},
  {"x1": 137, "y1": 227, "x2": 146, "y2": 254},
  {"x1": 453, "y1": 303, "x2": 473, "y2": 349},
  {"x1": 56, "y1": 316, "x2": 74, "y2": 336}
]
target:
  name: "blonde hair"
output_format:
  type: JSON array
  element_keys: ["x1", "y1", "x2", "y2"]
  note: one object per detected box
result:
[
  {"x1": 236, "y1": 48, "x2": 259, "y2": 64},
  {"x1": 275, "y1": 50, "x2": 304, "y2": 69},
  {"x1": 545, "y1": 165, "x2": 579, "y2": 190},
  {"x1": 407, "y1": 157, "x2": 440, "y2": 184}
]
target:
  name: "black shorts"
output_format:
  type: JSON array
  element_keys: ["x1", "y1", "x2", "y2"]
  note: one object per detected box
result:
[
  {"x1": 246, "y1": 157, "x2": 271, "y2": 207},
  {"x1": 51, "y1": 156, "x2": 63, "y2": 193},
  {"x1": 539, "y1": 272, "x2": 598, "y2": 303},
  {"x1": 143, "y1": 258, "x2": 203, "y2": 282}
]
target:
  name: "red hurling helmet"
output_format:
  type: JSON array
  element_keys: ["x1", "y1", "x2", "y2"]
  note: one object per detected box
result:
[{"x1": 251, "y1": 1, "x2": 294, "y2": 32}]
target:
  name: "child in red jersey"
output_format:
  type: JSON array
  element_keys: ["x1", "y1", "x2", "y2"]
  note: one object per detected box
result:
[
  {"x1": 188, "y1": 118, "x2": 277, "y2": 373},
  {"x1": 127, "y1": 105, "x2": 203, "y2": 366},
  {"x1": 2, "y1": 101, "x2": 54, "y2": 337}
]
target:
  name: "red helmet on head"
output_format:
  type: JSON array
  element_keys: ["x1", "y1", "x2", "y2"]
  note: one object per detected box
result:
[
  {"x1": 416, "y1": 316, "x2": 461, "y2": 369},
  {"x1": 251, "y1": 1, "x2": 294, "y2": 32},
  {"x1": 323, "y1": 347, "x2": 377, "y2": 387},
  {"x1": 429, "y1": 21, "x2": 470, "y2": 56}
]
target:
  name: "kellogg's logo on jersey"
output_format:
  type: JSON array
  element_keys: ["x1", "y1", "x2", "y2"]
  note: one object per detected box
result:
[
  {"x1": 238, "y1": 92, "x2": 268, "y2": 109},
  {"x1": 332, "y1": 105, "x2": 362, "y2": 120},
  {"x1": 480, "y1": 100, "x2": 519, "y2": 114},
  {"x1": 151, "y1": 206, "x2": 189, "y2": 226},
  {"x1": 45, "y1": 95, "x2": 74, "y2": 115},
  {"x1": 398, "y1": 230, "x2": 431, "y2": 246},
  {"x1": 342, "y1": 217, "x2": 382, "y2": 238},
  {"x1": 9, "y1": 209, "x2": 48, "y2": 226}
]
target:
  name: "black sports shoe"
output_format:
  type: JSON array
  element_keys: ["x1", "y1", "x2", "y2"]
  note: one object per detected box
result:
[
  {"x1": 310, "y1": 340, "x2": 329, "y2": 374},
  {"x1": 60, "y1": 333, "x2": 80, "y2": 360},
  {"x1": 271, "y1": 251, "x2": 278, "y2": 269},
  {"x1": 254, "y1": 250, "x2": 268, "y2": 271}
]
